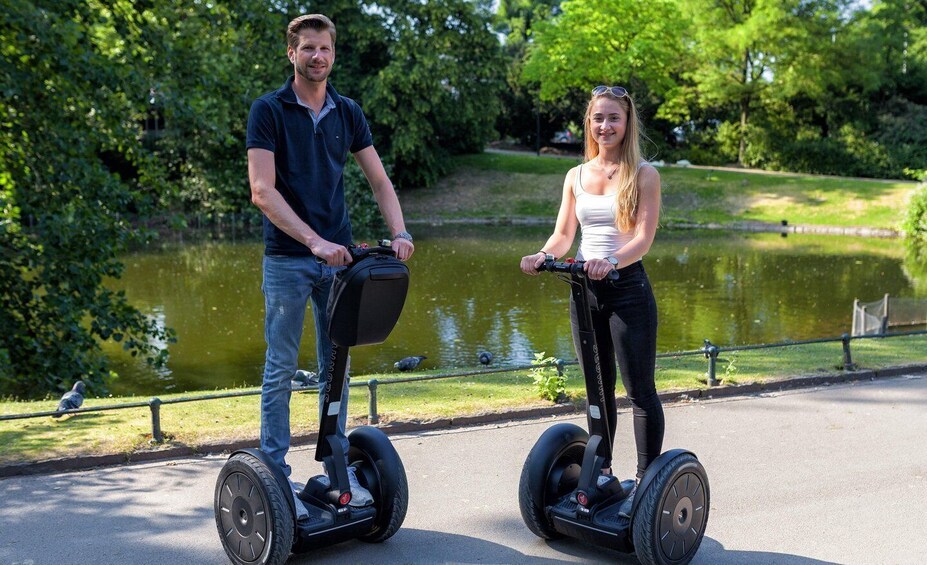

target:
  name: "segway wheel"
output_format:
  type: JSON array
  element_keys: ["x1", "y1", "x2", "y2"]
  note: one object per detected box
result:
[
  {"x1": 347, "y1": 426, "x2": 409, "y2": 543},
  {"x1": 518, "y1": 422, "x2": 589, "y2": 539},
  {"x1": 215, "y1": 453, "x2": 294, "y2": 565},
  {"x1": 632, "y1": 453, "x2": 709, "y2": 565}
]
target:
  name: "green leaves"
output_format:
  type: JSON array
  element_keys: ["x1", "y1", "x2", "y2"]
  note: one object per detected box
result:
[
  {"x1": 365, "y1": 0, "x2": 506, "y2": 188},
  {"x1": 0, "y1": 1, "x2": 176, "y2": 399},
  {"x1": 522, "y1": 0, "x2": 686, "y2": 101}
]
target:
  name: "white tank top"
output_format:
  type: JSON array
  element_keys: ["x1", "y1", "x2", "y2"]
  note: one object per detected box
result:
[{"x1": 574, "y1": 164, "x2": 639, "y2": 262}]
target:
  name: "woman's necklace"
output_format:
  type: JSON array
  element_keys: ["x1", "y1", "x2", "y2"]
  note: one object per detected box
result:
[{"x1": 600, "y1": 159, "x2": 619, "y2": 179}]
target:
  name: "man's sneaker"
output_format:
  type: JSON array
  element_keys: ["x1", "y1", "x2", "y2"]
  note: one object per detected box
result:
[{"x1": 346, "y1": 466, "x2": 374, "y2": 507}]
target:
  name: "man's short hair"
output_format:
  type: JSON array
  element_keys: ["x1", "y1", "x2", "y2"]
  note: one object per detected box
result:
[{"x1": 287, "y1": 14, "x2": 336, "y2": 49}]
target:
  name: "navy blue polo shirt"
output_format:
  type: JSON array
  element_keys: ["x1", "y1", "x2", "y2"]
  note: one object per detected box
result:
[{"x1": 246, "y1": 77, "x2": 373, "y2": 256}]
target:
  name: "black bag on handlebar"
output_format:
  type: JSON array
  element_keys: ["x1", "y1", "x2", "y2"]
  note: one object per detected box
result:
[{"x1": 327, "y1": 253, "x2": 409, "y2": 347}]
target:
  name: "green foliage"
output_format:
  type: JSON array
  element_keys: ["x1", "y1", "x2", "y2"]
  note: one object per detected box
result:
[
  {"x1": 903, "y1": 182, "x2": 927, "y2": 246},
  {"x1": 344, "y1": 159, "x2": 386, "y2": 238},
  {"x1": 365, "y1": 0, "x2": 506, "y2": 189},
  {"x1": 522, "y1": 0, "x2": 686, "y2": 101},
  {"x1": 0, "y1": 0, "x2": 176, "y2": 399},
  {"x1": 528, "y1": 352, "x2": 566, "y2": 403}
]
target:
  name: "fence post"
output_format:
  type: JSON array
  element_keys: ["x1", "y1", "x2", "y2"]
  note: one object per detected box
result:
[
  {"x1": 149, "y1": 397, "x2": 164, "y2": 443},
  {"x1": 555, "y1": 359, "x2": 564, "y2": 377},
  {"x1": 841, "y1": 333, "x2": 856, "y2": 370},
  {"x1": 881, "y1": 293, "x2": 890, "y2": 334},
  {"x1": 367, "y1": 379, "x2": 379, "y2": 425},
  {"x1": 702, "y1": 339, "x2": 720, "y2": 387}
]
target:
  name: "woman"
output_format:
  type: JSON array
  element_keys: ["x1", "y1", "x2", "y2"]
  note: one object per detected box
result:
[{"x1": 519, "y1": 85, "x2": 663, "y2": 512}]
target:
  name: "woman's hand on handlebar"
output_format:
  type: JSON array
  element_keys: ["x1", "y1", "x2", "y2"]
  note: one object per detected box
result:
[
  {"x1": 520, "y1": 251, "x2": 547, "y2": 275},
  {"x1": 584, "y1": 258, "x2": 615, "y2": 281}
]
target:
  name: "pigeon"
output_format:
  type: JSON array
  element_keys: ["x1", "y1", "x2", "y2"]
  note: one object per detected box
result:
[
  {"x1": 53, "y1": 381, "x2": 86, "y2": 418},
  {"x1": 394, "y1": 355, "x2": 426, "y2": 372},
  {"x1": 478, "y1": 351, "x2": 494, "y2": 365},
  {"x1": 291, "y1": 370, "x2": 320, "y2": 390}
]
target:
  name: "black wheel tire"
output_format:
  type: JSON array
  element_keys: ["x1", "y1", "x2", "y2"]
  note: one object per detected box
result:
[
  {"x1": 214, "y1": 452, "x2": 294, "y2": 565},
  {"x1": 348, "y1": 426, "x2": 408, "y2": 543},
  {"x1": 518, "y1": 422, "x2": 589, "y2": 539},
  {"x1": 632, "y1": 453, "x2": 710, "y2": 565}
]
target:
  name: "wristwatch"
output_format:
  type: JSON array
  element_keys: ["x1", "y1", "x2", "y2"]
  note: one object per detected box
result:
[
  {"x1": 607, "y1": 256, "x2": 620, "y2": 269},
  {"x1": 393, "y1": 231, "x2": 413, "y2": 243}
]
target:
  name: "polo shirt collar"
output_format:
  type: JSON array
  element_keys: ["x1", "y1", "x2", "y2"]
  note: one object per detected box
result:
[{"x1": 275, "y1": 75, "x2": 342, "y2": 106}]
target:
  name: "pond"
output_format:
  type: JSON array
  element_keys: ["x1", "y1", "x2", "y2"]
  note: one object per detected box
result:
[{"x1": 103, "y1": 225, "x2": 923, "y2": 396}]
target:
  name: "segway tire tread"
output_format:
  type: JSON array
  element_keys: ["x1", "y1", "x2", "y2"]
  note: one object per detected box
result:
[
  {"x1": 215, "y1": 453, "x2": 294, "y2": 565},
  {"x1": 518, "y1": 423, "x2": 588, "y2": 540},
  {"x1": 360, "y1": 465, "x2": 408, "y2": 543},
  {"x1": 518, "y1": 457, "x2": 558, "y2": 539},
  {"x1": 632, "y1": 453, "x2": 709, "y2": 565}
]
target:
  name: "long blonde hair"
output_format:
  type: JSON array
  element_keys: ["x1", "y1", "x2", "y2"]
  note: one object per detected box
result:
[{"x1": 583, "y1": 88, "x2": 643, "y2": 232}]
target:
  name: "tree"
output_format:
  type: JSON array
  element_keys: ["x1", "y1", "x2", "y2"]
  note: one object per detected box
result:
[
  {"x1": 669, "y1": 0, "x2": 850, "y2": 165},
  {"x1": 364, "y1": 0, "x2": 506, "y2": 188},
  {"x1": 493, "y1": 0, "x2": 566, "y2": 147},
  {"x1": 521, "y1": 0, "x2": 687, "y2": 102},
  {"x1": 1, "y1": 1, "x2": 175, "y2": 399}
]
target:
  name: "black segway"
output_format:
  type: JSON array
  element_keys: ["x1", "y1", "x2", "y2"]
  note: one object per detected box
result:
[
  {"x1": 519, "y1": 258, "x2": 709, "y2": 565},
  {"x1": 215, "y1": 243, "x2": 410, "y2": 565}
]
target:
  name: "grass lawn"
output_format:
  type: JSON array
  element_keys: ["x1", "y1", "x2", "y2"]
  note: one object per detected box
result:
[
  {"x1": 2, "y1": 334, "x2": 924, "y2": 466},
  {"x1": 401, "y1": 152, "x2": 917, "y2": 229}
]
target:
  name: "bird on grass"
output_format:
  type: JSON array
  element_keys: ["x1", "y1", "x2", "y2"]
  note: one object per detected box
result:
[
  {"x1": 394, "y1": 356, "x2": 426, "y2": 372},
  {"x1": 292, "y1": 370, "x2": 320, "y2": 390},
  {"x1": 53, "y1": 381, "x2": 86, "y2": 418},
  {"x1": 478, "y1": 351, "x2": 494, "y2": 365}
]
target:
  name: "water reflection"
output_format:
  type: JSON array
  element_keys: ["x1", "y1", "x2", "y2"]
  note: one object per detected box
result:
[{"x1": 104, "y1": 226, "x2": 920, "y2": 395}]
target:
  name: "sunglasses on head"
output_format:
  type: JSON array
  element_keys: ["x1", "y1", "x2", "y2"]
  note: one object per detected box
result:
[{"x1": 592, "y1": 85, "x2": 628, "y2": 98}]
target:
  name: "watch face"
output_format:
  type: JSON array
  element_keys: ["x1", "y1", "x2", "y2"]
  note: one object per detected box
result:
[{"x1": 608, "y1": 257, "x2": 619, "y2": 266}]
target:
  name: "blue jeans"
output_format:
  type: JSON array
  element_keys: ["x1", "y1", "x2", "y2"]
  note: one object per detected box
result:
[{"x1": 260, "y1": 255, "x2": 350, "y2": 483}]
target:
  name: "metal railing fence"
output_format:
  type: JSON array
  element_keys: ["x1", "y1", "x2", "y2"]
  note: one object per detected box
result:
[{"x1": 2, "y1": 329, "x2": 925, "y2": 443}]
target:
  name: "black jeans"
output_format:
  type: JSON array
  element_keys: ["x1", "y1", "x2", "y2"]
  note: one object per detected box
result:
[{"x1": 569, "y1": 261, "x2": 664, "y2": 479}]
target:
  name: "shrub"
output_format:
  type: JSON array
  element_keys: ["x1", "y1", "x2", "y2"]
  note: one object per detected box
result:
[
  {"x1": 903, "y1": 182, "x2": 927, "y2": 246},
  {"x1": 529, "y1": 352, "x2": 566, "y2": 403}
]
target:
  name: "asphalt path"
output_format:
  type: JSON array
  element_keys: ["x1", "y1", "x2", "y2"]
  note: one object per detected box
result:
[{"x1": 1, "y1": 374, "x2": 925, "y2": 565}]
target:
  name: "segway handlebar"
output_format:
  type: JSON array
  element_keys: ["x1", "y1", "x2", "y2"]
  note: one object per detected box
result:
[
  {"x1": 538, "y1": 258, "x2": 620, "y2": 281},
  {"x1": 347, "y1": 240, "x2": 396, "y2": 261},
  {"x1": 316, "y1": 240, "x2": 396, "y2": 264}
]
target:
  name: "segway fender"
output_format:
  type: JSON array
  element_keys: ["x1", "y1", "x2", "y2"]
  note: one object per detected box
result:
[
  {"x1": 631, "y1": 448, "x2": 695, "y2": 517},
  {"x1": 230, "y1": 448, "x2": 298, "y2": 528}
]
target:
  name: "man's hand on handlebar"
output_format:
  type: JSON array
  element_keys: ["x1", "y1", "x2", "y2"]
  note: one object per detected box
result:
[
  {"x1": 520, "y1": 251, "x2": 548, "y2": 276},
  {"x1": 310, "y1": 239, "x2": 353, "y2": 266},
  {"x1": 390, "y1": 237, "x2": 414, "y2": 261}
]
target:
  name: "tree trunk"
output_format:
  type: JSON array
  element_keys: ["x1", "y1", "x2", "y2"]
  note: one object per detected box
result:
[{"x1": 739, "y1": 97, "x2": 749, "y2": 166}]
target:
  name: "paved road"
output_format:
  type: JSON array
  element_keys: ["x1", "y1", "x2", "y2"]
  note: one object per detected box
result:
[{"x1": 2, "y1": 374, "x2": 925, "y2": 565}]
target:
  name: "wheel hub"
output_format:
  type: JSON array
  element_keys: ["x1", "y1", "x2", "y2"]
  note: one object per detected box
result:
[
  {"x1": 218, "y1": 472, "x2": 269, "y2": 562},
  {"x1": 232, "y1": 496, "x2": 255, "y2": 537}
]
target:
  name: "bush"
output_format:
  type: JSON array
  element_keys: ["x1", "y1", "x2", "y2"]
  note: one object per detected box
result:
[
  {"x1": 529, "y1": 352, "x2": 566, "y2": 403},
  {"x1": 903, "y1": 182, "x2": 927, "y2": 246}
]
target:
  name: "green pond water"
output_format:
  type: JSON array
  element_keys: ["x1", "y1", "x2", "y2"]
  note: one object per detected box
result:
[{"x1": 103, "y1": 225, "x2": 923, "y2": 395}]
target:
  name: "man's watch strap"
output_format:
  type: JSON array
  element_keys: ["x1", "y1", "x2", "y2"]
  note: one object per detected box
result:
[{"x1": 393, "y1": 231, "x2": 413, "y2": 243}]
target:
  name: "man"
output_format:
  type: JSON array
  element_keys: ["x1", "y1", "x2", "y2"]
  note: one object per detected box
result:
[{"x1": 246, "y1": 14, "x2": 414, "y2": 516}]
